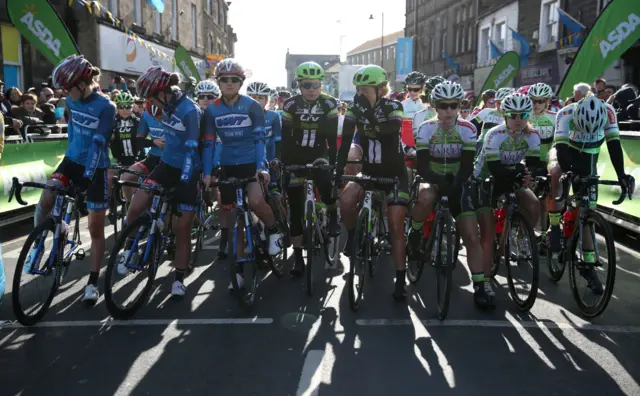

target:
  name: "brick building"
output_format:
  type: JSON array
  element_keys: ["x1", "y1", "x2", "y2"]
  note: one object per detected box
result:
[{"x1": 345, "y1": 30, "x2": 403, "y2": 91}]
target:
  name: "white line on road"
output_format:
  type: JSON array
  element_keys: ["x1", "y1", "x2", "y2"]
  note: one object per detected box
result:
[
  {"x1": 356, "y1": 319, "x2": 640, "y2": 334},
  {"x1": 0, "y1": 317, "x2": 273, "y2": 329}
]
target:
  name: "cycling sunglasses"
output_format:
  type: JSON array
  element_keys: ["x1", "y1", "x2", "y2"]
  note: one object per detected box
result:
[
  {"x1": 436, "y1": 102, "x2": 459, "y2": 110},
  {"x1": 118, "y1": 104, "x2": 132, "y2": 109},
  {"x1": 249, "y1": 94, "x2": 269, "y2": 101},
  {"x1": 532, "y1": 99, "x2": 548, "y2": 105},
  {"x1": 198, "y1": 94, "x2": 216, "y2": 100},
  {"x1": 505, "y1": 112, "x2": 530, "y2": 120},
  {"x1": 218, "y1": 76, "x2": 243, "y2": 84},
  {"x1": 300, "y1": 81, "x2": 321, "y2": 90},
  {"x1": 407, "y1": 86, "x2": 422, "y2": 92}
]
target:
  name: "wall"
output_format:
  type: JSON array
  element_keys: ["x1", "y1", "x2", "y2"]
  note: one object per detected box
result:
[{"x1": 476, "y1": 1, "x2": 519, "y2": 64}]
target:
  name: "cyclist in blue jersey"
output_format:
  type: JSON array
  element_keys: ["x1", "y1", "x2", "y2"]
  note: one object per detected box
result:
[
  {"x1": 30, "y1": 55, "x2": 116, "y2": 303},
  {"x1": 201, "y1": 59, "x2": 283, "y2": 290},
  {"x1": 122, "y1": 67, "x2": 202, "y2": 298},
  {"x1": 247, "y1": 82, "x2": 282, "y2": 163},
  {"x1": 195, "y1": 80, "x2": 221, "y2": 209}
]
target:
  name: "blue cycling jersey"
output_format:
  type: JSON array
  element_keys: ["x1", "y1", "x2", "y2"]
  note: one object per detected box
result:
[
  {"x1": 65, "y1": 90, "x2": 116, "y2": 178},
  {"x1": 265, "y1": 110, "x2": 281, "y2": 162},
  {"x1": 138, "y1": 111, "x2": 165, "y2": 157},
  {"x1": 160, "y1": 92, "x2": 202, "y2": 180},
  {"x1": 202, "y1": 95, "x2": 266, "y2": 175}
]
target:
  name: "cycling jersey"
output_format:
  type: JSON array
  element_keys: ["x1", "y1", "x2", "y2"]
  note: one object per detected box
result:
[
  {"x1": 202, "y1": 95, "x2": 266, "y2": 174},
  {"x1": 280, "y1": 94, "x2": 339, "y2": 165},
  {"x1": 554, "y1": 103, "x2": 619, "y2": 155},
  {"x1": 65, "y1": 90, "x2": 116, "y2": 176},
  {"x1": 415, "y1": 118, "x2": 476, "y2": 175},
  {"x1": 471, "y1": 108, "x2": 504, "y2": 143},
  {"x1": 138, "y1": 110, "x2": 165, "y2": 158},
  {"x1": 412, "y1": 107, "x2": 437, "y2": 138},
  {"x1": 110, "y1": 114, "x2": 142, "y2": 166},
  {"x1": 159, "y1": 93, "x2": 202, "y2": 176},
  {"x1": 265, "y1": 109, "x2": 282, "y2": 162},
  {"x1": 400, "y1": 97, "x2": 426, "y2": 147},
  {"x1": 530, "y1": 111, "x2": 556, "y2": 162}
]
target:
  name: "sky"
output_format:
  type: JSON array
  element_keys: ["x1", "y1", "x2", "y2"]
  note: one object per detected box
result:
[{"x1": 228, "y1": 0, "x2": 406, "y2": 88}]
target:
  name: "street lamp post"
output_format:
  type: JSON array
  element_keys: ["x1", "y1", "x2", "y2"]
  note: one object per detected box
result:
[{"x1": 369, "y1": 13, "x2": 384, "y2": 69}]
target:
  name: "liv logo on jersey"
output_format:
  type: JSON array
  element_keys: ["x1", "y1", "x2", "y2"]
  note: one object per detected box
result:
[
  {"x1": 598, "y1": 13, "x2": 640, "y2": 59},
  {"x1": 216, "y1": 114, "x2": 252, "y2": 128},
  {"x1": 70, "y1": 110, "x2": 99, "y2": 128}
]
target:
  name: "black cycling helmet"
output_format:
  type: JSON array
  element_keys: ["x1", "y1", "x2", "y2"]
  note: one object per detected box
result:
[{"x1": 405, "y1": 71, "x2": 426, "y2": 86}]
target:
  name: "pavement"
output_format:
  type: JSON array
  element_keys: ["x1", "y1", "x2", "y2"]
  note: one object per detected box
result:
[{"x1": 2, "y1": 216, "x2": 640, "y2": 396}]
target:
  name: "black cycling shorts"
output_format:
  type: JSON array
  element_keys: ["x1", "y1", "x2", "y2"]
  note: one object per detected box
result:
[
  {"x1": 135, "y1": 154, "x2": 161, "y2": 174},
  {"x1": 219, "y1": 163, "x2": 256, "y2": 205},
  {"x1": 449, "y1": 182, "x2": 477, "y2": 219},
  {"x1": 50, "y1": 156, "x2": 109, "y2": 211},
  {"x1": 358, "y1": 165, "x2": 410, "y2": 207},
  {"x1": 142, "y1": 161, "x2": 199, "y2": 212}
]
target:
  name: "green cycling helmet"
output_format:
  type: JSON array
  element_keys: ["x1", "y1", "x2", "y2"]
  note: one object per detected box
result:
[
  {"x1": 353, "y1": 65, "x2": 388, "y2": 87},
  {"x1": 114, "y1": 92, "x2": 134, "y2": 105},
  {"x1": 296, "y1": 61, "x2": 325, "y2": 80}
]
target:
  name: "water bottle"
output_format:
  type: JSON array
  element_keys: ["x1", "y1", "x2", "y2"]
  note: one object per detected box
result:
[{"x1": 563, "y1": 208, "x2": 578, "y2": 238}]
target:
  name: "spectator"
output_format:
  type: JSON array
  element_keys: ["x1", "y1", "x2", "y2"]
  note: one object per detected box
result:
[
  {"x1": 610, "y1": 85, "x2": 640, "y2": 121},
  {"x1": 111, "y1": 75, "x2": 127, "y2": 92},
  {"x1": 127, "y1": 79, "x2": 137, "y2": 96},
  {"x1": 0, "y1": 79, "x2": 4, "y2": 93},
  {"x1": 566, "y1": 82, "x2": 592, "y2": 105},
  {"x1": 27, "y1": 87, "x2": 36, "y2": 94},
  {"x1": 39, "y1": 87, "x2": 54, "y2": 104},
  {"x1": 110, "y1": 89, "x2": 121, "y2": 102},
  {"x1": 593, "y1": 78, "x2": 606, "y2": 95},
  {"x1": 53, "y1": 88, "x2": 64, "y2": 98},
  {"x1": 53, "y1": 97, "x2": 66, "y2": 123},
  {"x1": 1, "y1": 87, "x2": 24, "y2": 134},
  {"x1": 12, "y1": 92, "x2": 45, "y2": 135},
  {"x1": 132, "y1": 96, "x2": 144, "y2": 117},
  {"x1": 603, "y1": 85, "x2": 616, "y2": 101}
]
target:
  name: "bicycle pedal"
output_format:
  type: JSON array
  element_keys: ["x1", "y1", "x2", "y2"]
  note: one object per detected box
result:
[{"x1": 75, "y1": 249, "x2": 86, "y2": 260}]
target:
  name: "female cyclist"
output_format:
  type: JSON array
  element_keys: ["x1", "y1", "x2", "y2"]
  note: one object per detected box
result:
[
  {"x1": 31, "y1": 55, "x2": 116, "y2": 303},
  {"x1": 336, "y1": 65, "x2": 409, "y2": 301},
  {"x1": 408, "y1": 81, "x2": 490, "y2": 309},
  {"x1": 121, "y1": 66, "x2": 202, "y2": 298},
  {"x1": 109, "y1": 92, "x2": 141, "y2": 189}
]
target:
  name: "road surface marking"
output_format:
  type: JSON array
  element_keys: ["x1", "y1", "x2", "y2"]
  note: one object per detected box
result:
[
  {"x1": 355, "y1": 318, "x2": 640, "y2": 333},
  {"x1": 0, "y1": 317, "x2": 273, "y2": 329}
]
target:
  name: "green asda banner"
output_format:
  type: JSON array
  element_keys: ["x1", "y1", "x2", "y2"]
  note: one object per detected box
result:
[
  {"x1": 0, "y1": 141, "x2": 67, "y2": 214},
  {"x1": 174, "y1": 45, "x2": 201, "y2": 83},
  {"x1": 7, "y1": 0, "x2": 79, "y2": 66},
  {"x1": 475, "y1": 51, "x2": 520, "y2": 106},
  {"x1": 557, "y1": 0, "x2": 640, "y2": 100}
]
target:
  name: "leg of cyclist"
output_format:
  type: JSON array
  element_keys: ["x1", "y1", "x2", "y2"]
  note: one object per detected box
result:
[
  {"x1": 407, "y1": 184, "x2": 437, "y2": 260},
  {"x1": 388, "y1": 191, "x2": 409, "y2": 301},
  {"x1": 83, "y1": 168, "x2": 110, "y2": 303},
  {"x1": 247, "y1": 175, "x2": 282, "y2": 256},
  {"x1": 121, "y1": 162, "x2": 149, "y2": 201},
  {"x1": 476, "y1": 181, "x2": 497, "y2": 301},
  {"x1": 517, "y1": 188, "x2": 541, "y2": 231},
  {"x1": 314, "y1": 166, "x2": 340, "y2": 236},
  {"x1": 169, "y1": 176, "x2": 199, "y2": 298},
  {"x1": 287, "y1": 181, "x2": 305, "y2": 276},
  {"x1": 344, "y1": 146, "x2": 362, "y2": 176},
  {"x1": 547, "y1": 162, "x2": 563, "y2": 252},
  {"x1": 340, "y1": 181, "x2": 364, "y2": 257}
]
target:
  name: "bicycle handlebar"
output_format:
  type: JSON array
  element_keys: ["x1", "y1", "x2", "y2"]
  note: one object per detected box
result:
[
  {"x1": 556, "y1": 171, "x2": 628, "y2": 205},
  {"x1": 116, "y1": 180, "x2": 174, "y2": 196},
  {"x1": 210, "y1": 176, "x2": 259, "y2": 188},
  {"x1": 284, "y1": 163, "x2": 334, "y2": 172},
  {"x1": 8, "y1": 177, "x2": 81, "y2": 206},
  {"x1": 108, "y1": 164, "x2": 148, "y2": 179}
]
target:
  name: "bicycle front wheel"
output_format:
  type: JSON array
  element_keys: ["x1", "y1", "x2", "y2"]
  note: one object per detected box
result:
[
  {"x1": 503, "y1": 208, "x2": 539, "y2": 312},
  {"x1": 434, "y1": 214, "x2": 454, "y2": 321},
  {"x1": 348, "y1": 207, "x2": 369, "y2": 311},
  {"x1": 305, "y1": 201, "x2": 315, "y2": 296},
  {"x1": 12, "y1": 218, "x2": 62, "y2": 326},
  {"x1": 227, "y1": 209, "x2": 258, "y2": 311},
  {"x1": 567, "y1": 211, "x2": 616, "y2": 318}
]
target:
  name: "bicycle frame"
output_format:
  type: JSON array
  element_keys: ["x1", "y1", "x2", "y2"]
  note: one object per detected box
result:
[
  {"x1": 123, "y1": 192, "x2": 170, "y2": 272},
  {"x1": 304, "y1": 179, "x2": 327, "y2": 247},
  {"x1": 233, "y1": 186, "x2": 258, "y2": 263}
]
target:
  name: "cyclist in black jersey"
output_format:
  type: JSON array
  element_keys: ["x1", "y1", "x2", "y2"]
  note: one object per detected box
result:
[
  {"x1": 110, "y1": 92, "x2": 142, "y2": 168},
  {"x1": 281, "y1": 61, "x2": 340, "y2": 276},
  {"x1": 336, "y1": 65, "x2": 410, "y2": 301}
]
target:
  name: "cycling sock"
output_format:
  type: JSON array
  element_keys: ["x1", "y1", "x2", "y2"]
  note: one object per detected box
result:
[
  {"x1": 294, "y1": 248, "x2": 303, "y2": 261},
  {"x1": 268, "y1": 225, "x2": 279, "y2": 235},
  {"x1": 124, "y1": 237, "x2": 134, "y2": 251},
  {"x1": 549, "y1": 211, "x2": 561, "y2": 227},
  {"x1": 175, "y1": 269, "x2": 186, "y2": 282},
  {"x1": 471, "y1": 272, "x2": 485, "y2": 289},
  {"x1": 411, "y1": 220, "x2": 424, "y2": 231},
  {"x1": 395, "y1": 270, "x2": 406, "y2": 285},
  {"x1": 583, "y1": 250, "x2": 596, "y2": 264},
  {"x1": 88, "y1": 271, "x2": 99, "y2": 286},
  {"x1": 219, "y1": 228, "x2": 228, "y2": 242},
  {"x1": 540, "y1": 230, "x2": 547, "y2": 239}
]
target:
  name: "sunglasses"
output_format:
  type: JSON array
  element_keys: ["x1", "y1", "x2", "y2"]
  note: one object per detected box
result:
[
  {"x1": 436, "y1": 102, "x2": 459, "y2": 110},
  {"x1": 532, "y1": 99, "x2": 548, "y2": 105},
  {"x1": 488, "y1": 99, "x2": 496, "y2": 105},
  {"x1": 118, "y1": 105, "x2": 132, "y2": 109},
  {"x1": 198, "y1": 94, "x2": 216, "y2": 100},
  {"x1": 300, "y1": 81, "x2": 321, "y2": 90},
  {"x1": 505, "y1": 112, "x2": 530, "y2": 120},
  {"x1": 218, "y1": 76, "x2": 243, "y2": 84},
  {"x1": 249, "y1": 95, "x2": 269, "y2": 101},
  {"x1": 407, "y1": 87, "x2": 422, "y2": 92}
]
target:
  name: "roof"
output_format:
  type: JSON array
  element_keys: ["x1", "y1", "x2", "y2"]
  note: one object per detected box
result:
[
  {"x1": 286, "y1": 53, "x2": 341, "y2": 68},
  {"x1": 347, "y1": 30, "x2": 404, "y2": 56}
]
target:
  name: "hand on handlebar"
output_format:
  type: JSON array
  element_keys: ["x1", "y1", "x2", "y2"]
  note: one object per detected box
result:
[
  {"x1": 620, "y1": 174, "x2": 636, "y2": 200},
  {"x1": 256, "y1": 169, "x2": 270, "y2": 185}
]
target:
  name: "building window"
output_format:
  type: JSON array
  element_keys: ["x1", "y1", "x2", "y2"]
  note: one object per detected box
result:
[
  {"x1": 191, "y1": 4, "x2": 197, "y2": 48},
  {"x1": 207, "y1": 0, "x2": 213, "y2": 14},
  {"x1": 208, "y1": 34, "x2": 213, "y2": 54},
  {"x1": 480, "y1": 27, "x2": 490, "y2": 62},
  {"x1": 540, "y1": 0, "x2": 559, "y2": 45},
  {"x1": 494, "y1": 21, "x2": 506, "y2": 51},
  {"x1": 467, "y1": 24, "x2": 473, "y2": 52},
  {"x1": 430, "y1": 37, "x2": 435, "y2": 61},
  {"x1": 218, "y1": 0, "x2": 224, "y2": 25},
  {"x1": 133, "y1": 0, "x2": 143, "y2": 26},
  {"x1": 107, "y1": 0, "x2": 118, "y2": 16},
  {"x1": 154, "y1": 11, "x2": 161, "y2": 34},
  {"x1": 441, "y1": 31, "x2": 447, "y2": 56},
  {"x1": 172, "y1": 0, "x2": 178, "y2": 40},
  {"x1": 386, "y1": 47, "x2": 390, "y2": 60},
  {"x1": 393, "y1": 46, "x2": 396, "y2": 58}
]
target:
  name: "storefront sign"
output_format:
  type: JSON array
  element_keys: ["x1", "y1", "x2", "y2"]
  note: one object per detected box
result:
[{"x1": 519, "y1": 62, "x2": 558, "y2": 86}]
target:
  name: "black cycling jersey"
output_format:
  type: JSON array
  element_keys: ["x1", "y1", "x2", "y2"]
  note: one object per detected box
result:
[
  {"x1": 110, "y1": 114, "x2": 142, "y2": 166},
  {"x1": 280, "y1": 94, "x2": 339, "y2": 165}
]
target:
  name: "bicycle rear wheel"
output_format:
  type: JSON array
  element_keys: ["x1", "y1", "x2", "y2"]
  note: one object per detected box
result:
[
  {"x1": 305, "y1": 201, "x2": 315, "y2": 296},
  {"x1": 12, "y1": 218, "x2": 62, "y2": 326},
  {"x1": 434, "y1": 214, "x2": 454, "y2": 321},
  {"x1": 104, "y1": 214, "x2": 159, "y2": 320},
  {"x1": 567, "y1": 211, "x2": 616, "y2": 318},
  {"x1": 503, "y1": 208, "x2": 539, "y2": 312},
  {"x1": 348, "y1": 207, "x2": 369, "y2": 311}
]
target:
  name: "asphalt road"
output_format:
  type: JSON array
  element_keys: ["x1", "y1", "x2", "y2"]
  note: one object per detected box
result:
[{"x1": 2, "y1": 216, "x2": 640, "y2": 396}]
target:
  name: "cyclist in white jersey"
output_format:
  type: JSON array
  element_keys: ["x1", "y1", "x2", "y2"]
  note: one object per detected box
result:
[
  {"x1": 471, "y1": 87, "x2": 513, "y2": 151},
  {"x1": 401, "y1": 72, "x2": 427, "y2": 161}
]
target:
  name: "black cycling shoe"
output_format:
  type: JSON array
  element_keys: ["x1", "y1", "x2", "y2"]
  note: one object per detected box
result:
[
  {"x1": 392, "y1": 282, "x2": 407, "y2": 302},
  {"x1": 473, "y1": 286, "x2": 496, "y2": 311},
  {"x1": 217, "y1": 236, "x2": 228, "y2": 260},
  {"x1": 407, "y1": 229, "x2": 423, "y2": 261},
  {"x1": 290, "y1": 255, "x2": 305, "y2": 277},
  {"x1": 584, "y1": 267, "x2": 604, "y2": 295}
]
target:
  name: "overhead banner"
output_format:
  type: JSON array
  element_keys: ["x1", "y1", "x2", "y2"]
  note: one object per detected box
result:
[
  {"x1": 175, "y1": 45, "x2": 201, "y2": 82},
  {"x1": 475, "y1": 51, "x2": 520, "y2": 106},
  {"x1": 396, "y1": 38, "x2": 413, "y2": 82},
  {"x1": 7, "y1": 0, "x2": 79, "y2": 65},
  {"x1": 557, "y1": 0, "x2": 640, "y2": 100}
]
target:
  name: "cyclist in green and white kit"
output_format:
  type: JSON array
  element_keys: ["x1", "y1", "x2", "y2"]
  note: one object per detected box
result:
[
  {"x1": 412, "y1": 76, "x2": 445, "y2": 136},
  {"x1": 471, "y1": 87, "x2": 513, "y2": 152}
]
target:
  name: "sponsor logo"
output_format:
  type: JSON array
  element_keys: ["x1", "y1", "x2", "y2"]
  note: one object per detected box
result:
[
  {"x1": 163, "y1": 114, "x2": 187, "y2": 131},
  {"x1": 215, "y1": 114, "x2": 252, "y2": 128},
  {"x1": 493, "y1": 64, "x2": 516, "y2": 89},
  {"x1": 597, "y1": 13, "x2": 640, "y2": 59},
  {"x1": 300, "y1": 114, "x2": 320, "y2": 123},
  {"x1": 20, "y1": 10, "x2": 61, "y2": 58},
  {"x1": 70, "y1": 110, "x2": 99, "y2": 129}
]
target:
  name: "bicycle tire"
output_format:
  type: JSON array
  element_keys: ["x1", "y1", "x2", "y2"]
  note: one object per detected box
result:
[
  {"x1": 269, "y1": 194, "x2": 288, "y2": 279},
  {"x1": 104, "y1": 213, "x2": 158, "y2": 320},
  {"x1": 368, "y1": 209, "x2": 381, "y2": 278},
  {"x1": 227, "y1": 209, "x2": 258, "y2": 310},
  {"x1": 306, "y1": 201, "x2": 315, "y2": 296},
  {"x1": 503, "y1": 208, "x2": 539, "y2": 312},
  {"x1": 567, "y1": 211, "x2": 616, "y2": 318},
  {"x1": 407, "y1": 229, "x2": 429, "y2": 284},
  {"x1": 348, "y1": 207, "x2": 369, "y2": 311},
  {"x1": 12, "y1": 218, "x2": 62, "y2": 326},
  {"x1": 546, "y1": 241, "x2": 567, "y2": 282},
  {"x1": 435, "y1": 214, "x2": 453, "y2": 321},
  {"x1": 490, "y1": 233, "x2": 502, "y2": 278},
  {"x1": 188, "y1": 203, "x2": 204, "y2": 272},
  {"x1": 323, "y1": 213, "x2": 339, "y2": 269}
]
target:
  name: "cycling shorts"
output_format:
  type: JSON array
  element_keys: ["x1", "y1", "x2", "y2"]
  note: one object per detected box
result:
[
  {"x1": 50, "y1": 156, "x2": 109, "y2": 211},
  {"x1": 134, "y1": 154, "x2": 162, "y2": 174},
  {"x1": 142, "y1": 161, "x2": 199, "y2": 212},
  {"x1": 219, "y1": 163, "x2": 256, "y2": 205}
]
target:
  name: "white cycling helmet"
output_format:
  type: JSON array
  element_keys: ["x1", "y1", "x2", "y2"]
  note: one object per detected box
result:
[
  {"x1": 501, "y1": 93, "x2": 533, "y2": 113},
  {"x1": 247, "y1": 81, "x2": 271, "y2": 96},
  {"x1": 430, "y1": 81, "x2": 465, "y2": 102},
  {"x1": 495, "y1": 87, "x2": 514, "y2": 101},
  {"x1": 573, "y1": 96, "x2": 608, "y2": 134},
  {"x1": 269, "y1": 88, "x2": 279, "y2": 100},
  {"x1": 195, "y1": 80, "x2": 220, "y2": 97},
  {"x1": 528, "y1": 83, "x2": 553, "y2": 99}
]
